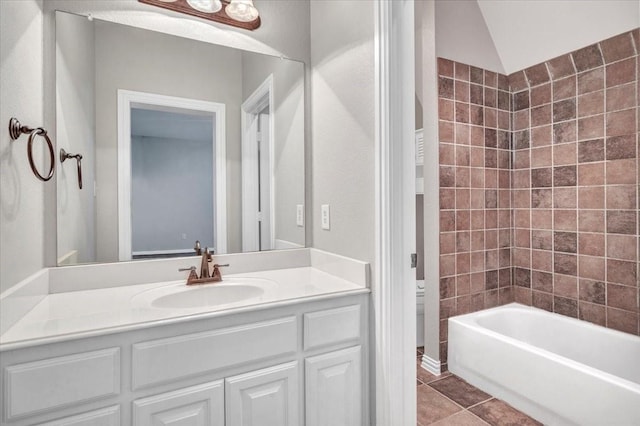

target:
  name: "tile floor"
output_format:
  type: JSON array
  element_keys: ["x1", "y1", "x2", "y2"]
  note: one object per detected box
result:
[{"x1": 416, "y1": 348, "x2": 542, "y2": 426}]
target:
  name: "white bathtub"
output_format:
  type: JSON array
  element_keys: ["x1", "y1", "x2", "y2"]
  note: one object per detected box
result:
[{"x1": 448, "y1": 303, "x2": 640, "y2": 426}]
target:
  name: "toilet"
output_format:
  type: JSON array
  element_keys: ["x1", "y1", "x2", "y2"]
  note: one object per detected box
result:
[{"x1": 416, "y1": 280, "x2": 424, "y2": 347}]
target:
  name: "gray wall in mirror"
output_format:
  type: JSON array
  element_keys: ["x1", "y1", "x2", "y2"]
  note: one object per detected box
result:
[
  {"x1": 131, "y1": 109, "x2": 215, "y2": 255},
  {"x1": 56, "y1": 11, "x2": 305, "y2": 265}
]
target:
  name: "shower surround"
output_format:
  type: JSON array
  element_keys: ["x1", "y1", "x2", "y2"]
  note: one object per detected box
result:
[
  {"x1": 437, "y1": 58, "x2": 513, "y2": 366},
  {"x1": 438, "y1": 28, "x2": 639, "y2": 368}
]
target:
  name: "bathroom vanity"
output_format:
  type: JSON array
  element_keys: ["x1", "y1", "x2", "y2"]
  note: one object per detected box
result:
[{"x1": 0, "y1": 249, "x2": 370, "y2": 426}]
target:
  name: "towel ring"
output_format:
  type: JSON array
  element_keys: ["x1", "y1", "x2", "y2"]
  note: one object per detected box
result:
[
  {"x1": 9, "y1": 118, "x2": 55, "y2": 182},
  {"x1": 60, "y1": 148, "x2": 83, "y2": 189}
]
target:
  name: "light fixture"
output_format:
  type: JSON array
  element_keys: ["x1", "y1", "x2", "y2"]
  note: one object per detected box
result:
[
  {"x1": 138, "y1": 0, "x2": 261, "y2": 30},
  {"x1": 186, "y1": 0, "x2": 222, "y2": 13},
  {"x1": 225, "y1": 0, "x2": 259, "y2": 22}
]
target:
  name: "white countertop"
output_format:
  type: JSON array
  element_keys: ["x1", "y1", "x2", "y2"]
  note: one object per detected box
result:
[{"x1": 1, "y1": 267, "x2": 368, "y2": 351}]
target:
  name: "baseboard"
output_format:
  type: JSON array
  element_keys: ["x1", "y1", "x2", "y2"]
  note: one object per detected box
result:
[{"x1": 421, "y1": 353, "x2": 442, "y2": 376}]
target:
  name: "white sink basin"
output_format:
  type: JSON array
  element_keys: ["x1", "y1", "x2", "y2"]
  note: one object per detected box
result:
[
  {"x1": 132, "y1": 278, "x2": 277, "y2": 310},
  {"x1": 152, "y1": 284, "x2": 264, "y2": 309}
]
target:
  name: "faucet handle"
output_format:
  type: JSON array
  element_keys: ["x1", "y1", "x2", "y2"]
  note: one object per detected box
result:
[
  {"x1": 194, "y1": 240, "x2": 202, "y2": 255},
  {"x1": 211, "y1": 264, "x2": 229, "y2": 281},
  {"x1": 179, "y1": 266, "x2": 198, "y2": 284}
]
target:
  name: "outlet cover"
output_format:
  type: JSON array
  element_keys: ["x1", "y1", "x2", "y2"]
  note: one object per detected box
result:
[
  {"x1": 296, "y1": 204, "x2": 304, "y2": 227},
  {"x1": 321, "y1": 204, "x2": 330, "y2": 230}
]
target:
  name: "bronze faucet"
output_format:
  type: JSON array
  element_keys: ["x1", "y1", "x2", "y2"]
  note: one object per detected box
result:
[
  {"x1": 200, "y1": 247, "x2": 212, "y2": 279},
  {"x1": 178, "y1": 246, "x2": 229, "y2": 285}
]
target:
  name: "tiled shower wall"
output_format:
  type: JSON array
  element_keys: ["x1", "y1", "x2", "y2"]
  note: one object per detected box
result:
[
  {"x1": 437, "y1": 59, "x2": 513, "y2": 366},
  {"x1": 509, "y1": 29, "x2": 639, "y2": 335},
  {"x1": 437, "y1": 28, "x2": 640, "y2": 368}
]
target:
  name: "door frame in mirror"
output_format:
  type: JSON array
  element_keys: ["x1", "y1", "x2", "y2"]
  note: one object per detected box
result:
[
  {"x1": 241, "y1": 75, "x2": 275, "y2": 252},
  {"x1": 117, "y1": 90, "x2": 228, "y2": 260}
]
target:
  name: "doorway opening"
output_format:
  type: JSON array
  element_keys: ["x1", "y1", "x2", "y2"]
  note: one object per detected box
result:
[
  {"x1": 241, "y1": 75, "x2": 275, "y2": 252},
  {"x1": 117, "y1": 90, "x2": 227, "y2": 260}
]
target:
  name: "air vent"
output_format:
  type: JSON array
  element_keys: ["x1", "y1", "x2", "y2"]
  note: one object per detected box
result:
[{"x1": 415, "y1": 129, "x2": 424, "y2": 165}]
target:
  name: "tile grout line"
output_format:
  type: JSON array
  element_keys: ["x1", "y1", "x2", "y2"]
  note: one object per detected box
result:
[
  {"x1": 425, "y1": 378, "x2": 492, "y2": 411},
  {"x1": 421, "y1": 380, "x2": 494, "y2": 426}
]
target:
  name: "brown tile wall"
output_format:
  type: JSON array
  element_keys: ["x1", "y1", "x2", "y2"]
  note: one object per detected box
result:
[
  {"x1": 437, "y1": 58, "x2": 514, "y2": 367},
  {"x1": 509, "y1": 29, "x2": 639, "y2": 336},
  {"x1": 436, "y1": 29, "x2": 640, "y2": 369}
]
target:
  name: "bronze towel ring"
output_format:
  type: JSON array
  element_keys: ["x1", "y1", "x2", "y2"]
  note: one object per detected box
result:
[
  {"x1": 8, "y1": 117, "x2": 55, "y2": 181},
  {"x1": 60, "y1": 148, "x2": 83, "y2": 189}
]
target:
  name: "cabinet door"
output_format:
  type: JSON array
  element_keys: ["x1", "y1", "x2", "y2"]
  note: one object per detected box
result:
[
  {"x1": 132, "y1": 381, "x2": 224, "y2": 426},
  {"x1": 305, "y1": 346, "x2": 362, "y2": 426},
  {"x1": 225, "y1": 361, "x2": 299, "y2": 426}
]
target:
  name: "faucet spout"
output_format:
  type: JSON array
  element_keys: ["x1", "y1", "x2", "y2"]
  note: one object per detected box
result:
[
  {"x1": 194, "y1": 240, "x2": 202, "y2": 256},
  {"x1": 200, "y1": 248, "x2": 212, "y2": 278}
]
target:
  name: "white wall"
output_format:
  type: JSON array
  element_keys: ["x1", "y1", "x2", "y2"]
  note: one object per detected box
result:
[
  {"x1": 94, "y1": 20, "x2": 243, "y2": 260},
  {"x1": 0, "y1": 0, "x2": 46, "y2": 293},
  {"x1": 478, "y1": 0, "x2": 640, "y2": 74},
  {"x1": 436, "y1": 0, "x2": 640, "y2": 75},
  {"x1": 435, "y1": 0, "x2": 505, "y2": 74},
  {"x1": 241, "y1": 53, "x2": 305, "y2": 249},
  {"x1": 56, "y1": 11, "x2": 96, "y2": 264},
  {"x1": 309, "y1": 0, "x2": 376, "y2": 266},
  {"x1": 131, "y1": 132, "x2": 214, "y2": 254}
]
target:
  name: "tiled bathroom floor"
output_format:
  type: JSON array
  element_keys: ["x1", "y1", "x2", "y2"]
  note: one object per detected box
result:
[{"x1": 416, "y1": 348, "x2": 542, "y2": 426}]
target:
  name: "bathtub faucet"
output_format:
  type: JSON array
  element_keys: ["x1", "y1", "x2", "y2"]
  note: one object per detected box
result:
[{"x1": 178, "y1": 247, "x2": 229, "y2": 285}]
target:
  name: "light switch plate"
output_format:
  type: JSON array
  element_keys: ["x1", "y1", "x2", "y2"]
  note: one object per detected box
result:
[
  {"x1": 296, "y1": 204, "x2": 304, "y2": 227},
  {"x1": 321, "y1": 204, "x2": 330, "y2": 230}
]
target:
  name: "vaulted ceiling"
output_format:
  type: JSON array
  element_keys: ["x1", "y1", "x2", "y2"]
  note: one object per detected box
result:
[{"x1": 435, "y1": 0, "x2": 640, "y2": 75}]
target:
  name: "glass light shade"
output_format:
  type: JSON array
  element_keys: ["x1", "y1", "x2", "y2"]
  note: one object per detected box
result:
[
  {"x1": 186, "y1": 0, "x2": 222, "y2": 13},
  {"x1": 225, "y1": 0, "x2": 259, "y2": 22}
]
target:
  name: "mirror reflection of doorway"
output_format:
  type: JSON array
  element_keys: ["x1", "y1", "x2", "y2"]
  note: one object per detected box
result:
[
  {"x1": 130, "y1": 108, "x2": 215, "y2": 258},
  {"x1": 244, "y1": 109, "x2": 272, "y2": 251},
  {"x1": 117, "y1": 90, "x2": 227, "y2": 261},
  {"x1": 242, "y1": 75, "x2": 275, "y2": 252}
]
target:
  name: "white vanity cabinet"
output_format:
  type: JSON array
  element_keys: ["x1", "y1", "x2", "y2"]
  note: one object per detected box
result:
[
  {"x1": 132, "y1": 381, "x2": 224, "y2": 426},
  {"x1": 0, "y1": 293, "x2": 368, "y2": 426},
  {"x1": 302, "y1": 305, "x2": 364, "y2": 426},
  {"x1": 305, "y1": 346, "x2": 362, "y2": 426},
  {"x1": 37, "y1": 406, "x2": 121, "y2": 426},
  {"x1": 225, "y1": 361, "x2": 299, "y2": 425}
]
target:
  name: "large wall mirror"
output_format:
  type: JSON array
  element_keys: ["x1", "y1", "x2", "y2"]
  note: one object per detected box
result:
[{"x1": 55, "y1": 11, "x2": 305, "y2": 265}]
